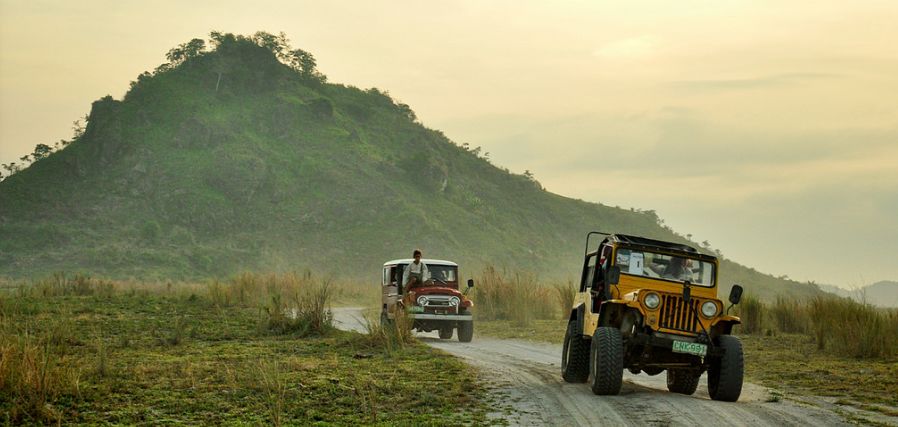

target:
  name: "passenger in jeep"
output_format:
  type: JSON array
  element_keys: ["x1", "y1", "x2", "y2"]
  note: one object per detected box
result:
[
  {"x1": 663, "y1": 257, "x2": 694, "y2": 281},
  {"x1": 402, "y1": 249, "x2": 430, "y2": 289}
]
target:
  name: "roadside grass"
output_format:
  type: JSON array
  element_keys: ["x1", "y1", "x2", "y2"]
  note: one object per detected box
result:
[
  {"x1": 0, "y1": 273, "x2": 488, "y2": 425},
  {"x1": 741, "y1": 333, "x2": 898, "y2": 412}
]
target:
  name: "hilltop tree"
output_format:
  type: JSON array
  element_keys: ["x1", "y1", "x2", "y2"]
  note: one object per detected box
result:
[
  {"x1": 165, "y1": 38, "x2": 206, "y2": 66},
  {"x1": 31, "y1": 144, "x2": 53, "y2": 161}
]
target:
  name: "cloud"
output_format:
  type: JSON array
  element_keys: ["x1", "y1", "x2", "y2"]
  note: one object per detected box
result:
[
  {"x1": 592, "y1": 36, "x2": 659, "y2": 60},
  {"x1": 667, "y1": 73, "x2": 839, "y2": 92}
]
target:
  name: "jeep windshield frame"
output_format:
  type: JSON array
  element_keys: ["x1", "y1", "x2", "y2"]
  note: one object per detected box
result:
[{"x1": 613, "y1": 245, "x2": 717, "y2": 288}]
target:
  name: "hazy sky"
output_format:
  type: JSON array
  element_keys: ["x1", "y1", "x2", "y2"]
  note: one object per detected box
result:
[{"x1": 2, "y1": 1, "x2": 896, "y2": 287}]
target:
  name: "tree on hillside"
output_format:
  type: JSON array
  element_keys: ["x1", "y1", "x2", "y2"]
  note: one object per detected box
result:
[
  {"x1": 31, "y1": 144, "x2": 53, "y2": 161},
  {"x1": 165, "y1": 38, "x2": 206, "y2": 66}
]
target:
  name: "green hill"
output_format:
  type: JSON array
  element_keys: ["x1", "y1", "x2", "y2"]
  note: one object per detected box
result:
[{"x1": 0, "y1": 31, "x2": 821, "y2": 301}]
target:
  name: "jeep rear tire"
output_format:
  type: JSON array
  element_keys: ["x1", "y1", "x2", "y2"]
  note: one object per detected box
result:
[
  {"x1": 438, "y1": 326, "x2": 453, "y2": 340},
  {"x1": 562, "y1": 320, "x2": 589, "y2": 383},
  {"x1": 666, "y1": 369, "x2": 700, "y2": 395},
  {"x1": 708, "y1": 335, "x2": 743, "y2": 402},
  {"x1": 457, "y1": 321, "x2": 473, "y2": 342},
  {"x1": 588, "y1": 327, "x2": 624, "y2": 395}
]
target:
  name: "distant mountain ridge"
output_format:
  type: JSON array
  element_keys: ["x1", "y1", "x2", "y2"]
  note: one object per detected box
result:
[
  {"x1": 819, "y1": 281, "x2": 898, "y2": 308},
  {"x1": 0, "y1": 32, "x2": 822, "y2": 301}
]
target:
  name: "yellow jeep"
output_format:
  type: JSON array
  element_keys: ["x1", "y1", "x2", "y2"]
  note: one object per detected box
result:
[{"x1": 561, "y1": 233, "x2": 745, "y2": 401}]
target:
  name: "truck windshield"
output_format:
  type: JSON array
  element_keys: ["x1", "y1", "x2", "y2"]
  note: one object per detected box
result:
[
  {"x1": 429, "y1": 265, "x2": 457, "y2": 284},
  {"x1": 615, "y1": 248, "x2": 715, "y2": 287}
]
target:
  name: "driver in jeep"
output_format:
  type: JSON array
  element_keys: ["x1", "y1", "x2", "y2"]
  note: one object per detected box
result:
[{"x1": 402, "y1": 249, "x2": 430, "y2": 289}]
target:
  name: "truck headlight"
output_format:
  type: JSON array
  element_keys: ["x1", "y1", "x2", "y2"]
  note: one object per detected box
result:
[
  {"x1": 417, "y1": 296, "x2": 428, "y2": 306},
  {"x1": 449, "y1": 296, "x2": 460, "y2": 307},
  {"x1": 644, "y1": 293, "x2": 661, "y2": 310},
  {"x1": 701, "y1": 301, "x2": 719, "y2": 318}
]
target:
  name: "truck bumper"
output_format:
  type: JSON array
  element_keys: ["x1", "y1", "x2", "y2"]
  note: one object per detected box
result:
[
  {"x1": 408, "y1": 313, "x2": 473, "y2": 321},
  {"x1": 629, "y1": 333, "x2": 725, "y2": 357}
]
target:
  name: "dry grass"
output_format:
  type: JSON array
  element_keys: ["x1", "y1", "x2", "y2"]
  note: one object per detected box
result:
[
  {"x1": 734, "y1": 294, "x2": 898, "y2": 359},
  {"x1": 0, "y1": 336, "x2": 81, "y2": 424},
  {"x1": 472, "y1": 266, "x2": 556, "y2": 325},
  {"x1": 361, "y1": 310, "x2": 414, "y2": 355}
]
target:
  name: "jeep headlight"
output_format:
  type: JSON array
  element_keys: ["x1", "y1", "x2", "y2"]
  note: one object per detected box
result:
[
  {"x1": 643, "y1": 292, "x2": 661, "y2": 310},
  {"x1": 449, "y1": 296, "x2": 460, "y2": 307},
  {"x1": 417, "y1": 296, "x2": 428, "y2": 306},
  {"x1": 701, "y1": 301, "x2": 719, "y2": 318}
]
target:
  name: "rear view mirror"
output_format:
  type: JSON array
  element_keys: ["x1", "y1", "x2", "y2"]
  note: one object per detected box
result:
[
  {"x1": 728, "y1": 284, "x2": 744, "y2": 305},
  {"x1": 467, "y1": 279, "x2": 474, "y2": 288},
  {"x1": 607, "y1": 266, "x2": 621, "y2": 285}
]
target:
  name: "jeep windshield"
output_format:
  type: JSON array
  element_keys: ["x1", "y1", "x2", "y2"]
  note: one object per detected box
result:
[{"x1": 614, "y1": 248, "x2": 715, "y2": 287}]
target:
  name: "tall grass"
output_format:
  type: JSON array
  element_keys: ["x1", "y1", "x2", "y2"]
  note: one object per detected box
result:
[
  {"x1": 808, "y1": 296, "x2": 898, "y2": 358},
  {"x1": 769, "y1": 297, "x2": 810, "y2": 334},
  {"x1": 735, "y1": 294, "x2": 765, "y2": 334},
  {"x1": 736, "y1": 293, "x2": 898, "y2": 359},
  {"x1": 361, "y1": 311, "x2": 413, "y2": 355},
  {"x1": 552, "y1": 280, "x2": 577, "y2": 318},
  {"x1": 0, "y1": 336, "x2": 79, "y2": 424},
  {"x1": 472, "y1": 266, "x2": 556, "y2": 326},
  {"x1": 22, "y1": 272, "x2": 117, "y2": 298}
]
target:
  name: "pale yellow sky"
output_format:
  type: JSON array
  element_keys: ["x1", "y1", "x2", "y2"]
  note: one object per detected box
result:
[{"x1": 1, "y1": 0, "x2": 897, "y2": 286}]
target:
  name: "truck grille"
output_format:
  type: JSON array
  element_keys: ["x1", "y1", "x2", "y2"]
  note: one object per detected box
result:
[
  {"x1": 659, "y1": 295, "x2": 700, "y2": 333},
  {"x1": 423, "y1": 296, "x2": 452, "y2": 307}
]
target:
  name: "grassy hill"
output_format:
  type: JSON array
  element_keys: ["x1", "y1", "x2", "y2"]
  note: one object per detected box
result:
[{"x1": 0, "y1": 32, "x2": 821, "y2": 301}]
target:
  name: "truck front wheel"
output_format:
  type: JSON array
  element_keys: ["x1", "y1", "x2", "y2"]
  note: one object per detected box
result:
[
  {"x1": 438, "y1": 326, "x2": 453, "y2": 339},
  {"x1": 588, "y1": 327, "x2": 623, "y2": 395},
  {"x1": 457, "y1": 321, "x2": 473, "y2": 342},
  {"x1": 708, "y1": 335, "x2": 744, "y2": 402}
]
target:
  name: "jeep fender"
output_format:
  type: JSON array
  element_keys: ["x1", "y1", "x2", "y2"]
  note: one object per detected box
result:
[
  {"x1": 570, "y1": 304, "x2": 586, "y2": 335},
  {"x1": 710, "y1": 315, "x2": 741, "y2": 337},
  {"x1": 597, "y1": 299, "x2": 644, "y2": 336}
]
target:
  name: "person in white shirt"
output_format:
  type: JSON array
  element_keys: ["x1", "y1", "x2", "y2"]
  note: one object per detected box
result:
[{"x1": 402, "y1": 249, "x2": 430, "y2": 289}]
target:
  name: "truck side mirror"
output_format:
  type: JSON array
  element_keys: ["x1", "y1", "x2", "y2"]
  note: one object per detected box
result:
[
  {"x1": 465, "y1": 279, "x2": 474, "y2": 295},
  {"x1": 607, "y1": 266, "x2": 620, "y2": 285},
  {"x1": 728, "y1": 284, "x2": 743, "y2": 305}
]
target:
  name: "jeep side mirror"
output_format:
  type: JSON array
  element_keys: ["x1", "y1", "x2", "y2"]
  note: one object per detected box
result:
[
  {"x1": 607, "y1": 266, "x2": 621, "y2": 285},
  {"x1": 728, "y1": 284, "x2": 743, "y2": 305},
  {"x1": 682, "y1": 281, "x2": 692, "y2": 304}
]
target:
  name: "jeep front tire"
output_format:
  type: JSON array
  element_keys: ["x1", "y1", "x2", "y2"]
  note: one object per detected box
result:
[
  {"x1": 588, "y1": 326, "x2": 623, "y2": 395},
  {"x1": 562, "y1": 320, "x2": 589, "y2": 383},
  {"x1": 667, "y1": 369, "x2": 700, "y2": 395},
  {"x1": 708, "y1": 335, "x2": 744, "y2": 402}
]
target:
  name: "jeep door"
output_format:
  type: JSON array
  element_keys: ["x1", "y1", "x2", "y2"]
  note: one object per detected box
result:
[{"x1": 383, "y1": 265, "x2": 400, "y2": 311}]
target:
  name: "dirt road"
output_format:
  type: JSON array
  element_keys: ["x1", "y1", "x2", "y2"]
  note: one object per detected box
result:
[{"x1": 333, "y1": 308, "x2": 859, "y2": 426}]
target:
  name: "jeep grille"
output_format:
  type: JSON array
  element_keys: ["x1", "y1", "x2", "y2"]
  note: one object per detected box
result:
[{"x1": 659, "y1": 295, "x2": 700, "y2": 333}]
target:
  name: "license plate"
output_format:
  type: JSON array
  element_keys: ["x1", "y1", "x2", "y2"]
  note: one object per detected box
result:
[
  {"x1": 408, "y1": 306, "x2": 424, "y2": 313},
  {"x1": 672, "y1": 340, "x2": 707, "y2": 357}
]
